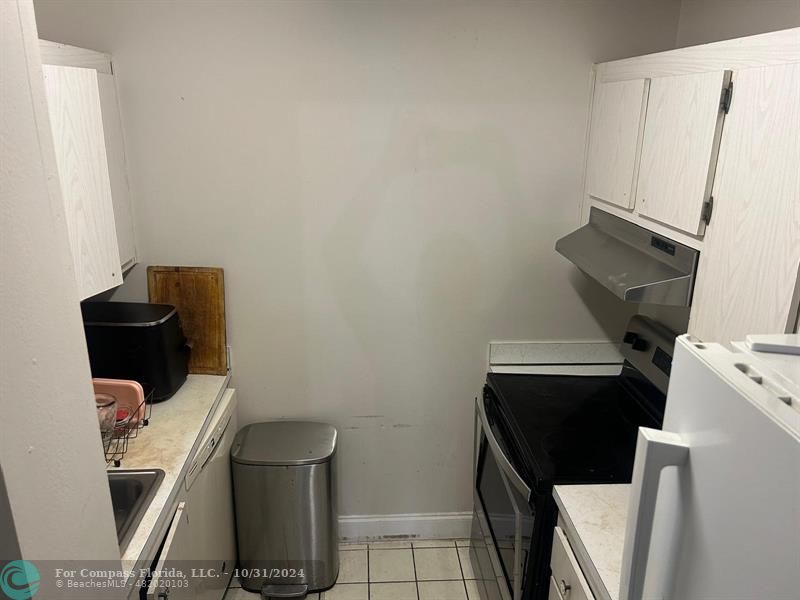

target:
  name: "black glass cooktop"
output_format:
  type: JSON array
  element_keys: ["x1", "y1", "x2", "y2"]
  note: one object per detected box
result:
[{"x1": 486, "y1": 366, "x2": 665, "y2": 491}]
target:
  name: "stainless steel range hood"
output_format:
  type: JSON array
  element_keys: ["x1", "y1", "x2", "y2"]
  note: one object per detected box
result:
[{"x1": 555, "y1": 207, "x2": 699, "y2": 306}]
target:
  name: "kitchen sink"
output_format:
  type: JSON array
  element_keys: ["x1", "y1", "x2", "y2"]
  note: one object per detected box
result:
[{"x1": 108, "y1": 469, "x2": 165, "y2": 552}]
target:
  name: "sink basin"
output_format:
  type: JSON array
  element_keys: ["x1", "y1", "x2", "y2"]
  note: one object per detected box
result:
[{"x1": 108, "y1": 469, "x2": 165, "y2": 552}]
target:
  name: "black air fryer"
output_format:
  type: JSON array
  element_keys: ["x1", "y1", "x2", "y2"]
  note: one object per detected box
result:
[{"x1": 81, "y1": 302, "x2": 190, "y2": 401}]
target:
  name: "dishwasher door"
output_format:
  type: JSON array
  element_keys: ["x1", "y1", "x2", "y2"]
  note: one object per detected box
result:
[
  {"x1": 187, "y1": 388, "x2": 238, "y2": 600},
  {"x1": 146, "y1": 501, "x2": 194, "y2": 600}
]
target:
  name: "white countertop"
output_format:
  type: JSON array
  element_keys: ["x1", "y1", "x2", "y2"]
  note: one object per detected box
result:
[
  {"x1": 109, "y1": 374, "x2": 229, "y2": 581},
  {"x1": 553, "y1": 484, "x2": 630, "y2": 600}
]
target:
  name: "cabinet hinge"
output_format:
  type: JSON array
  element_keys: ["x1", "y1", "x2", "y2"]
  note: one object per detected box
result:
[
  {"x1": 702, "y1": 196, "x2": 714, "y2": 225},
  {"x1": 720, "y1": 81, "x2": 733, "y2": 114}
]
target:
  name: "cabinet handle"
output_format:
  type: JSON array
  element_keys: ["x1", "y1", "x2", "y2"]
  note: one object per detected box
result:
[{"x1": 559, "y1": 579, "x2": 571, "y2": 596}]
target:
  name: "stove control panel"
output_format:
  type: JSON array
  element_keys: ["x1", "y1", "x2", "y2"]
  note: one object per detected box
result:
[{"x1": 621, "y1": 315, "x2": 677, "y2": 394}]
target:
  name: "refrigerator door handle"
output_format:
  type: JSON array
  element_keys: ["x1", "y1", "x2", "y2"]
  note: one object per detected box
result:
[{"x1": 620, "y1": 427, "x2": 689, "y2": 600}]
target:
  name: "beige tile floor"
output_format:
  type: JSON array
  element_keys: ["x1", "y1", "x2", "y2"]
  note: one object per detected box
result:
[{"x1": 224, "y1": 539, "x2": 484, "y2": 600}]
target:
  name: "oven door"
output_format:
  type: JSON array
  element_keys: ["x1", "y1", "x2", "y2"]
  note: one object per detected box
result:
[{"x1": 470, "y1": 392, "x2": 535, "y2": 600}]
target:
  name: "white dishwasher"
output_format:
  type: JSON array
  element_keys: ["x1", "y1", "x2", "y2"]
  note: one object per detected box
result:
[
  {"x1": 145, "y1": 389, "x2": 239, "y2": 600},
  {"x1": 185, "y1": 388, "x2": 239, "y2": 600}
]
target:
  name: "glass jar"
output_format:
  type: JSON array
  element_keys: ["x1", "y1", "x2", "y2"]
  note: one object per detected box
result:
[{"x1": 95, "y1": 393, "x2": 117, "y2": 438}]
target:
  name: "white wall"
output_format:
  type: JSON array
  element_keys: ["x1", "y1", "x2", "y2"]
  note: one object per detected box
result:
[
  {"x1": 33, "y1": 0, "x2": 680, "y2": 519},
  {"x1": 0, "y1": 0, "x2": 120, "y2": 573},
  {"x1": 677, "y1": 0, "x2": 800, "y2": 46}
]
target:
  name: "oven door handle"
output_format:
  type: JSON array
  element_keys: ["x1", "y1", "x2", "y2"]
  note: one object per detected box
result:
[{"x1": 476, "y1": 396, "x2": 531, "y2": 503}]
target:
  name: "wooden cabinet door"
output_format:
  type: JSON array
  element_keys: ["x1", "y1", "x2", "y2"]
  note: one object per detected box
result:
[
  {"x1": 585, "y1": 79, "x2": 648, "y2": 210},
  {"x1": 42, "y1": 64, "x2": 122, "y2": 299},
  {"x1": 636, "y1": 70, "x2": 729, "y2": 235},
  {"x1": 689, "y1": 63, "x2": 800, "y2": 343},
  {"x1": 550, "y1": 527, "x2": 595, "y2": 600},
  {"x1": 97, "y1": 72, "x2": 137, "y2": 271}
]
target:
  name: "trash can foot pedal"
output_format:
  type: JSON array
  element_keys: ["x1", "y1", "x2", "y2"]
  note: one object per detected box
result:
[{"x1": 261, "y1": 583, "x2": 308, "y2": 599}]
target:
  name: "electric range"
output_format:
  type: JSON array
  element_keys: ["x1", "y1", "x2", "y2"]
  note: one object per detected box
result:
[{"x1": 469, "y1": 316, "x2": 675, "y2": 600}]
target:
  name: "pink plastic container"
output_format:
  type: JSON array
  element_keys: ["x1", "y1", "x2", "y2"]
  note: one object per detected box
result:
[{"x1": 92, "y1": 378, "x2": 146, "y2": 427}]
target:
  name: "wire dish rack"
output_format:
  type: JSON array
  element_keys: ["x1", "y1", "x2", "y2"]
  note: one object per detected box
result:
[{"x1": 103, "y1": 383, "x2": 154, "y2": 467}]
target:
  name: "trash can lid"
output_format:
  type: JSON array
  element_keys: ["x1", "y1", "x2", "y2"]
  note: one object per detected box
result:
[{"x1": 231, "y1": 421, "x2": 338, "y2": 466}]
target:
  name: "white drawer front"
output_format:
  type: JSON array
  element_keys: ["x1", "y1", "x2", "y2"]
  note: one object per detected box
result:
[
  {"x1": 548, "y1": 576, "x2": 565, "y2": 600},
  {"x1": 550, "y1": 526, "x2": 595, "y2": 600}
]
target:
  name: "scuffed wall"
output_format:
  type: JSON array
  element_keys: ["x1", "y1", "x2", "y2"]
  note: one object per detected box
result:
[{"x1": 33, "y1": 0, "x2": 681, "y2": 518}]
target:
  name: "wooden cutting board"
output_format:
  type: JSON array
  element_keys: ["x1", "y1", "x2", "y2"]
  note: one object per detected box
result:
[{"x1": 147, "y1": 266, "x2": 227, "y2": 375}]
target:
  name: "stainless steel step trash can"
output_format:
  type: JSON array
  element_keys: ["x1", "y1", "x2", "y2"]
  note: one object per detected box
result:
[{"x1": 231, "y1": 421, "x2": 338, "y2": 599}]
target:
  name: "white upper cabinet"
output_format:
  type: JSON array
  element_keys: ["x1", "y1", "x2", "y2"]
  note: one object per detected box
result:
[
  {"x1": 688, "y1": 62, "x2": 800, "y2": 343},
  {"x1": 96, "y1": 72, "x2": 137, "y2": 270},
  {"x1": 43, "y1": 64, "x2": 123, "y2": 299},
  {"x1": 585, "y1": 79, "x2": 649, "y2": 210},
  {"x1": 636, "y1": 70, "x2": 730, "y2": 235}
]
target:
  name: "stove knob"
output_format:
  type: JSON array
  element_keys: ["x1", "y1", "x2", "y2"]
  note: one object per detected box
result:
[
  {"x1": 632, "y1": 338, "x2": 649, "y2": 351},
  {"x1": 623, "y1": 331, "x2": 637, "y2": 344}
]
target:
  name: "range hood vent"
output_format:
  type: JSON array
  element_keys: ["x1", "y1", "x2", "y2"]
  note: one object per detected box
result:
[{"x1": 555, "y1": 208, "x2": 699, "y2": 306}]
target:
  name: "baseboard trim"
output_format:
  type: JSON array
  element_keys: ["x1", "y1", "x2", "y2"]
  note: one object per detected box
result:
[{"x1": 338, "y1": 512, "x2": 472, "y2": 542}]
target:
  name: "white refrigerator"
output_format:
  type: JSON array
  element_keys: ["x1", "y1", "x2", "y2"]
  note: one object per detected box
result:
[{"x1": 620, "y1": 335, "x2": 800, "y2": 600}]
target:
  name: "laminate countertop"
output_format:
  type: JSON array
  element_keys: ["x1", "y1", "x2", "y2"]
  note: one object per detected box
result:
[
  {"x1": 553, "y1": 484, "x2": 630, "y2": 600},
  {"x1": 109, "y1": 373, "x2": 230, "y2": 589}
]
